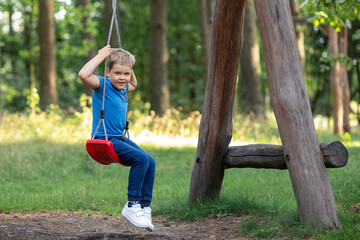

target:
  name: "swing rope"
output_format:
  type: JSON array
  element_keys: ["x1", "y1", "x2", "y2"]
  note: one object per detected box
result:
[{"x1": 92, "y1": 0, "x2": 128, "y2": 141}]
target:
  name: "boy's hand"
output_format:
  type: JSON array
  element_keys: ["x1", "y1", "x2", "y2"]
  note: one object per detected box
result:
[
  {"x1": 98, "y1": 45, "x2": 111, "y2": 59},
  {"x1": 78, "y1": 45, "x2": 111, "y2": 90}
]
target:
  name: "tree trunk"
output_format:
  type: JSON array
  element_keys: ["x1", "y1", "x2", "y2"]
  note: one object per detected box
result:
[
  {"x1": 0, "y1": 45, "x2": 2, "y2": 126},
  {"x1": 340, "y1": 27, "x2": 351, "y2": 133},
  {"x1": 38, "y1": 0, "x2": 57, "y2": 111},
  {"x1": 149, "y1": 0, "x2": 170, "y2": 116},
  {"x1": 7, "y1": 2, "x2": 19, "y2": 90},
  {"x1": 358, "y1": 64, "x2": 360, "y2": 125},
  {"x1": 239, "y1": 0, "x2": 264, "y2": 120},
  {"x1": 188, "y1": 0, "x2": 246, "y2": 203},
  {"x1": 104, "y1": 0, "x2": 121, "y2": 47},
  {"x1": 289, "y1": 0, "x2": 305, "y2": 80},
  {"x1": 24, "y1": 0, "x2": 37, "y2": 116},
  {"x1": 78, "y1": 0, "x2": 95, "y2": 102},
  {"x1": 254, "y1": 0, "x2": 339, "y2": 228},
  {"x1": 328, "y1": 27, "x2": 343, "y2": 135},
  {"x1": 197, "y1": 0, "x2": 213, "y2": 88}
]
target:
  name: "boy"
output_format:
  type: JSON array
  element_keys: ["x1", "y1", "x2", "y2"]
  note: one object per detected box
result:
[{"x1": 78, "y1": 45, "x2": 156, "y2": 231}]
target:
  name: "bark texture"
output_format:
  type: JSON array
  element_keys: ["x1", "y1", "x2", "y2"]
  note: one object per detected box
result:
[
  {"x1": 79, "y1": 0, "x2": 96, "y2": 100},
  {"x1": 223, "y1": 141, "x2": 348, "y2": 169},
  {"x1": 254, "y1": 0, "x2": 340, "y2": 227},
  {"x1": 104, "y1": 0, "x2": 121, "y2": 47},
  {"x1": 188, "y1": 0, "x2": 246, "y2": 203},
  {"x1": 197, "y1": 0, "x2": 213, "y2": 88},
  {"x1": 290, "y1": 0, "x2": 305, "y2": 79},
  {"x1": 240, "y1": 0, "x2": 264, "y2": 120},
  {"x1": 329, "y1": 27, "x2": 344, "y2": 135},
  {"x1": 38, "y1": 0, "x2": 57, "y2": 110},
  {"x1": 340, "y1": 27, "x2": 351, "y2": 133},
  {"x1": 149, "y1": 0, "x2": 170, "y2": 116}
]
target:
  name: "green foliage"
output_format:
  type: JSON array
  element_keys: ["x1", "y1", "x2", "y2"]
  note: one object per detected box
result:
[
  {"x1": 0, "y1": 0, "x2": 206, "y2": 112},
  {"x1": 129, "y1": 107, "x2": 202, "y2": 138},
  {"x1": 167, "y1": 0, "x2": 203, "y2": 111},
  {"x1": 1, "y1": 0, "x2": 360, "y2": 120},
  {"x1": 298, "y1": 0, "x2": 360, "y2": 31},
  {"x1": 233, "y1": 113, "x2": 282, "y2": 144}
]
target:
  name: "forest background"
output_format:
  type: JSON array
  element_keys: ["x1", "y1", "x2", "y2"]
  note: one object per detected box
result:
[{"x1": 0, "y1": 0, "x2": 360, "y2": 135}]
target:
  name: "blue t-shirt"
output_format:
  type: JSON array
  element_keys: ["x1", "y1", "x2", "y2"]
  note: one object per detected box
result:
[{"x1": 91, "y1": 76, "x2": 128, "y2": 138}]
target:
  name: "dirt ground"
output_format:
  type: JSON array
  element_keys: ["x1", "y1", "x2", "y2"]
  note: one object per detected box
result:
[{"x1": 0, "y1": 211, "x2": 245, "y2": 239}]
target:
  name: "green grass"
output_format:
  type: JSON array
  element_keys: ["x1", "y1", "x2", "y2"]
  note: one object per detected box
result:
[{"x1": 0, "y1": 111, "x2": 359, "y2": 239}]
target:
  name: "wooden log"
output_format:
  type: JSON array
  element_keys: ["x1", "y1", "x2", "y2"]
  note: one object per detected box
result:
[
  {"x1": 254, "y1": 0, "x2": 340, "y2": 227},
  {"x1": 188, "y1": 0, "x2": 246, "y2": 203},
  {"x1": 223, "y1": 141, "x2": 348, "y2": 169}
]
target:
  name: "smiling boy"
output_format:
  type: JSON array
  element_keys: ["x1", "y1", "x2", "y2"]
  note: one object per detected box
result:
[{"x1": 78, "y1": 45, "x2": 156, "y2": 231}]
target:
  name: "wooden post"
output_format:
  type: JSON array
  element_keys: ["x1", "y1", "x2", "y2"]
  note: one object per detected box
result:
[
  {"x1": 254, "y1": 0, "x2": 340, "y2": 227},
  {"x1": 188, "y1": 0, "x2": 246, "y2": 203}
]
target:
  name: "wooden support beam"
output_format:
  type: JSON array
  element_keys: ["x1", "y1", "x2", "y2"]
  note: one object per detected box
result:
[
  {"x1": 254, "y1": 0, "x2": 340, "y2": 227},
  {"x1": 188, "y1": 0, "x2": 246, "y2": 203},
  {"x1": 223, "y1": 141, "x2": 348, "y2": 169}
]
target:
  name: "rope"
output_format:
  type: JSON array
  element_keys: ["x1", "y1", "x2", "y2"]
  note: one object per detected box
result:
[{"x1": 92, "y1": 0, "x2": 123, "y2": 141}]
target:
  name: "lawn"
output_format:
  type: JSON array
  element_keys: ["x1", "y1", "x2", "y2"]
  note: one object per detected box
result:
[{"x1": 0, "y1": 111, "x2": 359, "y2": 239}]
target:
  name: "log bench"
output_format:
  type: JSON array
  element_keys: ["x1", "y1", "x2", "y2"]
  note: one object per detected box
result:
[{"x1": 223, "y1": 141, "x2": 348, "y2": 169}]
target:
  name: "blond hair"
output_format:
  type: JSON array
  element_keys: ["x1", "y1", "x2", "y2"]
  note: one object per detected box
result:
[{"x1": 108, "y1": 48, "x2": 136, "y2": 70}]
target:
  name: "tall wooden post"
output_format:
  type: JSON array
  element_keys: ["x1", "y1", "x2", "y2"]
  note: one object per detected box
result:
[
  {"x1": 254, "y1": 0, "x2": 339, "y2": 227},
  {"x1": 188, "y1": 0, "x2": 246, "y2": 203}
]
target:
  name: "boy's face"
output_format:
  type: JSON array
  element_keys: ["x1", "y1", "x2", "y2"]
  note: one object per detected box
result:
[{"x1": 107, "y1": 64, "x2": 132, "y2": 90}]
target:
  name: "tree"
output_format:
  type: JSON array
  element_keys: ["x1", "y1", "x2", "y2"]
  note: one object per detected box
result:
[
  {"x1": 24, "y1": 0, "x2": 37, "y2": 115},
  {"x1": 149, "y1": 0, "x2": 169, "y2": 116},
  {"x1": 299, "y1": 0, "x2": 360, "y2": 134},
  {"x1": 105, "y1": 0, "x2": 121, "y2": 48},
  {"x1": 197, "y1": 0, "x2": 213, "y2": 87},
  {"x1": 38, "y1": 0, "x2": 57, "y2": 110},
  {"x1": 6, "y1": 1, "x2": 18, "y2": 89},
  {"x1": 78, "y1": 0, "x2": 96, "y2": 101},
  {"x1": 0, "y1": 44, "x2": 2, "y2": 125},
  {"x1": 167, "y1": 0, "x2": 203, "y2": 111},
  {"x1": 290, "y1": 0, "x2": 305, "y2": 78},
  {"x1": 340, "y1": 27, "x2": 351, "y2": 132},
  {"x1": 239, "y1": 0, "x2": 264, "y2": 120},
  {"x1": 328, "y1": 26, "x2": 344, "y2": 135}
]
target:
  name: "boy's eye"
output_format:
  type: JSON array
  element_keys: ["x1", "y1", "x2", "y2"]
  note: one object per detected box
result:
[{"x1": 114, "y1": 72, "x2": 130, "y2": 76}]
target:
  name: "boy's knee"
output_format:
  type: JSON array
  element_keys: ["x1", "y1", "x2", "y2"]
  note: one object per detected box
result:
[
  {"x1": 149, "y1": 157, "x2": 156, "y2": 169},
  {"x1": 133, "y1": 153, "x2": 150, "y2": 166}
]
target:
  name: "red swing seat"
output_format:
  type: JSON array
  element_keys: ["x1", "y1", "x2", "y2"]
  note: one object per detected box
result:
[{"x1": 86, "y1": 139, "x2": 129, "y2": 166}]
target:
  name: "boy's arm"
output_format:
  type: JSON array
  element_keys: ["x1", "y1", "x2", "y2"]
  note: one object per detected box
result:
[
  {"x1": 78, "y1": 45, "x2": 111, "y2": 90},
  {"x1": 128, "y1": 70, "x2": 137, "y2": 92}
]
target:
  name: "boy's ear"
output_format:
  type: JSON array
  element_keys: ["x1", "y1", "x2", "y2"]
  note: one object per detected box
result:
[{"x1": 106, "y1": 68, "x2": 110, "y2": 77}]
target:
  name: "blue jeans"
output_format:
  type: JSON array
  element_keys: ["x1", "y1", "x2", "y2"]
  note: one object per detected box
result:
[{"x1": 109, "y1": 136, "x2": 156, "y2": 207}]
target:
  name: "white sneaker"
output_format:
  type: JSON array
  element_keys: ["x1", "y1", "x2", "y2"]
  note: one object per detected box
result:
[
  {"x1": 121, "y1": 202, "x2": 152, "y2": 231},
  {"x1": 143, "y1": 207, "x2": 152, "y2": 221},
  {"x1": 143, "y1": 207, "x2": 154, "y2": 231}
]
